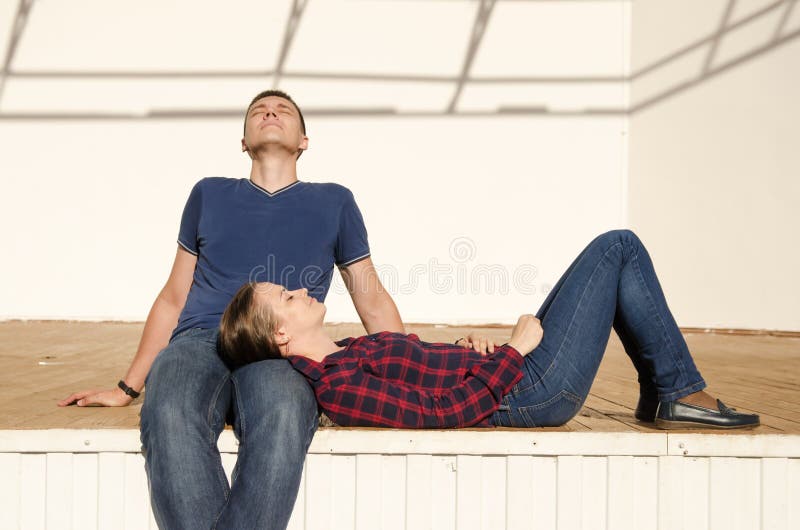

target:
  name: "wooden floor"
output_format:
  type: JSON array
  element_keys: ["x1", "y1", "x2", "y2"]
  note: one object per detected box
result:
[{"x1": 1, "y1": 321, "x2": 798, "y2": 434}]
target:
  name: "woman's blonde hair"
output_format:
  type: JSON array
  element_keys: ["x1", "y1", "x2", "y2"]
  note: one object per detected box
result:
[{"x1": 218, "y1": 282, "x2": 282, "y2": 367}]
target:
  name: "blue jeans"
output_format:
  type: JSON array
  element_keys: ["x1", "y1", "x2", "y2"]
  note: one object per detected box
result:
[
  {"x1": 491, "y1": 229, "x2": 706, "y2": 427},
  {"x1": 140, "y1": 328, "x2": 318, "y2": 529}
]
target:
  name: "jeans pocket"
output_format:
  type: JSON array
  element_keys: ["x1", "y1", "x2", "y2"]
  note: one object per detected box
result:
[{"x1": 518, "y1": 389, "x2": 583, "y2": 427}]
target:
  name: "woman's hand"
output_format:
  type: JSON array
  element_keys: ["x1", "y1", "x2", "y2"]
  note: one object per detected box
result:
[
  {"x1": 58, "y1": 387, "x2": 134, "y2": 407},
  {"x1": 507, "y1": 314, "x2": 544, "y2": 356},
  {"x1": 456, "y1": 333, "x2": 499, "y2": 355}
]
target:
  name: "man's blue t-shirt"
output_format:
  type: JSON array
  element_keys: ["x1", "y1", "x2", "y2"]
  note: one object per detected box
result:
[{"x1": 171, "y1": 177, "x2": 370, "y2": 341}]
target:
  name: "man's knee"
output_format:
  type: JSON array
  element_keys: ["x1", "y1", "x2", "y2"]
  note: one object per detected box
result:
[
  {"x1": 232, "y1": 360, "x2": 319, "y2": 432},
  {"x1": 141, "y1": 339, "x2": 231, "y2": 447}
]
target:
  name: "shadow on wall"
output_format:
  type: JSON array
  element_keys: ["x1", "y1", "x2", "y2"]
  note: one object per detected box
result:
[{"x1": 0, "y1": 0, "x2": 797, "y2": 118}]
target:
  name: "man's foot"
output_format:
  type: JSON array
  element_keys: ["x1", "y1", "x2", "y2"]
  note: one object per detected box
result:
[{"x1": 655, "y1": 398, "x2": 760, "y2": 430}]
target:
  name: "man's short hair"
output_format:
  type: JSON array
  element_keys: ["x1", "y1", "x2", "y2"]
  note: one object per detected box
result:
[{"x1": 243, "y1": 89, "x2": 306, "y2": 137}]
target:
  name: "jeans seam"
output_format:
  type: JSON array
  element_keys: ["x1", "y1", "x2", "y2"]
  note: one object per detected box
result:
[
  {"x1": 206, "y1": 372, "x2": 231, "y2": 506},
  {"x1": 630, "y1": 245, "x2": 691, "y2": 388}
]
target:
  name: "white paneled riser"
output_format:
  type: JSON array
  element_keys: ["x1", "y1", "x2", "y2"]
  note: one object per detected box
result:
[{"x1": 1, "y1": 430, "x2": 799, "y2": 530}]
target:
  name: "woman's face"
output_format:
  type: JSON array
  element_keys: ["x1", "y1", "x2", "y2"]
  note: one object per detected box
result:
[{"x1": 253, "y1": 282, "x2": 325, "y2": 336}]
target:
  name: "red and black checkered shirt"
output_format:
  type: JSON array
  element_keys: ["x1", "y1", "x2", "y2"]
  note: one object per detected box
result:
[{"x1": 287, "y1": 331, "x2": 524, "y2": 428}]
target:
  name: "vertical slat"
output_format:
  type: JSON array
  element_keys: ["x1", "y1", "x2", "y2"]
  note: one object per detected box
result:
[
  {"x1": 632, "y1": 457, "x2": 657, "y2": 530},
  {"x1": 733, "y1": 458, "x2": 760, "y2": 530},
  {"x1": 762, "y1": 458, "x2": 788, "y2": 530},
  {"x1": 220, "y1": 452, "x2": 237, "y2": 486},
  {"x1": 455, "y1": 455, "x2": 482, "y2": 530},
  {"x1": 381, "y1": 456, "x2": 407, "y2": 530},
  {"x1": 286, "y1": 461, "x2": 305, "y2": 530},
  {"x1": 20, "y1": 454, "x2": 46, "y2": 530},
  {"x1": 480, "y1": 456, "x2": 506, "y2": 530},
  {"x1": 556, "y1": 455, "x2": 581, "y2": 530},
  {"x1": 430, "y1": 455, "x2": 455, "y2": 530},
  {"x1": 406, "y1": 454, "x2": 432, "y2": 530},
  {"x1": 73, "y1": 453, "x2": 98, "y2": 530},
  {"x1": 531, "y1": 457, "x2": 557, "y2": 530},
  {"x1": 657, "y1": 456, "x2": 683, "y2": 530},
  {"x1": 355, "y1": 454, "x2": 381, "y2": 530},
  {"x1": 46, "y1": 453, "x2": 72, "y2": 530},
  {"x1": 97, "y1": 453, "x2": 126, "y2": 530},
  {"x1": 788, "y1": 458, "x2": 800, "y2": 530},
  {"x1": 331, "y1": 455, "x2": 356, "y2": 528},
  {"x1": 607, "y1": 456, "x2": 633, "y2": 530},
  {"x1": 709, "y1": 457, "x2": 735, "y2": 530},
  {"x1": 506, "y1": 455, "x2": 534, "y2": 530},
  {"x1": 581, "y1": 456, "x2": 607, "y2": 530},
  {"x1": 0, "y1": 453, "x2": 22, "y2": 529},
  {"x1": 305, "y1": 454, "x2": 331, "y2": 530},
  {"x1": 682, "y1": 457, "x2": 709, "y2": 530},
  {"x1": 124, "y1": 453, "x2": 151, "y2": 530}
]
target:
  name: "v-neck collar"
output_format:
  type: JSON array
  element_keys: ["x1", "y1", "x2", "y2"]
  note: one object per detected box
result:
[{"x1": 246, "y1": 178, "x2": 302, "y2": 197}]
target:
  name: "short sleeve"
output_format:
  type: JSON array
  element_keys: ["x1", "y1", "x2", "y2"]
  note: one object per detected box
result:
[
  {"x1": 335, "y1": 189, "x2": 370, "y2": 267},
  {"x1": 177, "y1": 180, "x2": 203, "y2": 256}
]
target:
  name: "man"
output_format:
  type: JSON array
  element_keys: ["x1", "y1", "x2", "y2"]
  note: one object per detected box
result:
[{"x1": 59, "y1": 90, "x2": 404, "y2": 529}]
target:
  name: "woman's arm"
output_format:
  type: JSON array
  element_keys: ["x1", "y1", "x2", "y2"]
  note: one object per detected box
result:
[
  {"x1": 315, "y1": 345, "x2": 524, "y2": 428},
  {"x1": 58, "y1": 246, "x2": 196, "y2": 407}
]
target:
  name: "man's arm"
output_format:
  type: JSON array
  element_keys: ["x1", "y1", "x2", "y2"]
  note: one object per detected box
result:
[
  {"x1": 58, "y1": 246, "x2": 196, "y2": 407},
  {"x1": 339, "y1": 257, "x2": 404, "y2": 334}
]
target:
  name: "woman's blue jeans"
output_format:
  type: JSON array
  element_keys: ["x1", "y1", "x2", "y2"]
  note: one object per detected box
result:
[
  {"x1": 491, "y1": 229, "x2": 707, "y2": 427},
  {"x1": 140, "y1": 328, "x2": 318, "y2": 530}
]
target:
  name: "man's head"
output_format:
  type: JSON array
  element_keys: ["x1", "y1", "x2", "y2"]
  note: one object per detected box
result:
[
  {"x1": 241, "y1": 90, "x2": 308, "y2": 160},
  {"x1": 218, "y1": 282, "x2": 325, "y2": 367}
]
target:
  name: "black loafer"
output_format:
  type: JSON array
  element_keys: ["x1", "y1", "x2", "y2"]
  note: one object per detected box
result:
[
  {"x1": 654, "y1": 399, "x2": 760, "y2": 430},
  {"x1": 634, "y1": 396, "x2": 658, "y2": 423}
]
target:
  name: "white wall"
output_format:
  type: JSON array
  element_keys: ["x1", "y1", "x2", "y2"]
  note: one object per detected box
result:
[
  {"x1": 9, "y1": 1, "x2": 797, "y2": 331},
  {"x1": 0, "y1": 116, "x2": 626, "y2": 324},
  {"x1": 0, "y1": 1, "x2": 630, "y2": 325},
  {"x1": 629, "y1": 0, "x2": 800, "y2": 331}
]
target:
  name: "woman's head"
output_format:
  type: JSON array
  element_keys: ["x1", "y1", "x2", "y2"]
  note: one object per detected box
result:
[{"x1": 218, "y1": 282, "x2": 325, "y2": 367}]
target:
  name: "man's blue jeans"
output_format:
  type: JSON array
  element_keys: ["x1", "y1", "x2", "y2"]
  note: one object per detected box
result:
[
  {"x1": 140, "y1": 328, "x2": 318, "y2": 529},
  {"x1": 491, "y1": 229, "x2": 707, "y2": 427}
]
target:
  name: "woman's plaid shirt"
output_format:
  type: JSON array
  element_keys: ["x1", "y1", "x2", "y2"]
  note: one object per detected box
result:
[{"x1": 287, "y1": 331, "x2": 524, "y2": 428}]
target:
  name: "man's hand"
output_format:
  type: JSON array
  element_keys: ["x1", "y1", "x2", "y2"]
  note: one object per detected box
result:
[
  {"x1": 58, "y1": 387, "x2": 134, "y2": 407},
  {"x1": 507, "y1": 314, "x2": 544, "y2": 356},
  {"x1": 456, "y1": 333, "x2": 499, "y2": 356}
]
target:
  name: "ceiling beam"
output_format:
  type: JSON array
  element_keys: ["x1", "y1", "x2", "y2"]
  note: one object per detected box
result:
[
  {"x1": 273, "y1": 0, "x2": 310, "y2": 89},
  {"x1": 0, "y1": 0, "x2": 35, "y2": 105},
  {"x1": 446, "y1": 0, "x2": 496, "y2": 113}
]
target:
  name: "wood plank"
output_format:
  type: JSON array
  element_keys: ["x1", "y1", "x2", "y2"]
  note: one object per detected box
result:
[{"x1": 1, "y1": 321, "x2": 798, "y2": 435}]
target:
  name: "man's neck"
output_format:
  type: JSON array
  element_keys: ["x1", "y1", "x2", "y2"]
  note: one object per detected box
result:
[{"x1": 248, "y1": 148, "x2": 299, "y2": 192}]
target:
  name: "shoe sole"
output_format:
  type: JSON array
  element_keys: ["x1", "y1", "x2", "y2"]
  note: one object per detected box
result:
[{"x1": 654, "y1": 418, "x2": 760, "y2": 430}]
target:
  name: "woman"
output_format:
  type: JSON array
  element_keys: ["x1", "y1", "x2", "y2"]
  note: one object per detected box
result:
[{"x1": 218, "y1": 229, "x2": 759, "y2": 430}]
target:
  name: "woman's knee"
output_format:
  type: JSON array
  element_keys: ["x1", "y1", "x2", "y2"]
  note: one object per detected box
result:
[
  {"x1": 592, "y1": 229, "x2": 643, "y2": 260},
  {"x1": 597, "y1": 228, "x2": 639, "y2": 245}
]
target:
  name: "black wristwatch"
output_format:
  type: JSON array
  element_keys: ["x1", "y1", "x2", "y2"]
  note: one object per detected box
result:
[{"x1": 118, "y1": 380, "x2": 141, "y2": 399}]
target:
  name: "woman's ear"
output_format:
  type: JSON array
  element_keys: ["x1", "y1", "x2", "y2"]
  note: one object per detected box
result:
[{"x1": 274, "y1": 326, "x2": 290, "y2": 347}]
